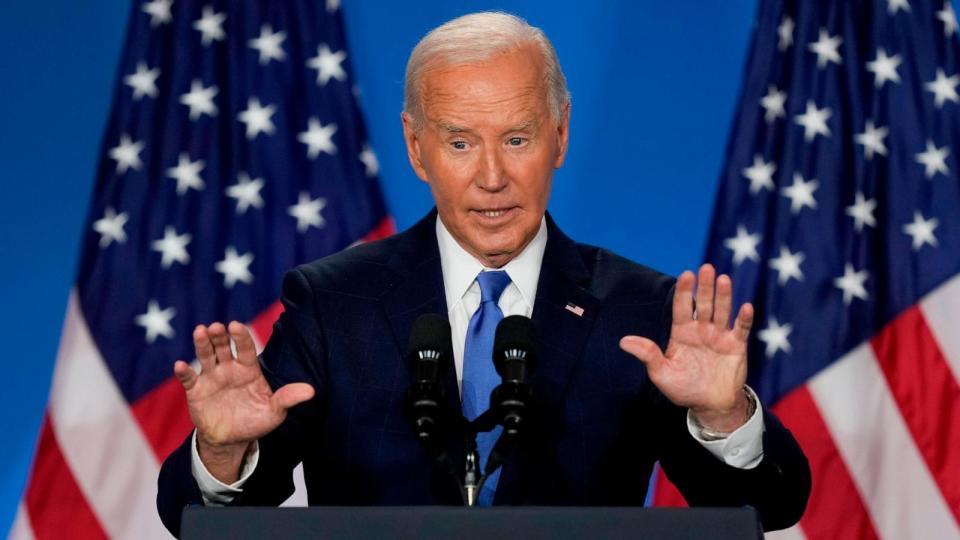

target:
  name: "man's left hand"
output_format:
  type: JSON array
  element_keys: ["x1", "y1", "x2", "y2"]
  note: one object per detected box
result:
[{"x1": 619, "y1": 264, "x2": 755, "y2": 433}]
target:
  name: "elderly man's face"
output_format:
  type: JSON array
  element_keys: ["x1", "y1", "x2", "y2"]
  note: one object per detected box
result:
[{"x1": 402, "y1": 44, "x2": 570, "y2": 268}]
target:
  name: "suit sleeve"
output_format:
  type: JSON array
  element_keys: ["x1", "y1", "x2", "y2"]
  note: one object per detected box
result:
[
  {"x1": 652, "y1": 283, "x2": 812, "y2": 532},
  {"x1": 156, "y1": 267, "x2": 327, "y2": 537}
]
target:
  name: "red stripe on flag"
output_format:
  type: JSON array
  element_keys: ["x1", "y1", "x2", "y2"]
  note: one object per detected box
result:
[
  {"x1": 651, "y1": 466, "x2": 688, "y2": 507},
  {"x1": 363, "y1": 216, "x2": 396, "y2": 242},
  {"x1": 130, "y1": 376, "x2": 194, "y2": 462},
  {"x1": 774, "y1": 386, "x2": 879, "y2": 540},
  {"x1": 870, "y1": 306, "x2": 960, "y2": 523},
  {"x1": 250, "y1": 300, "x2": 284, "y2": 345},
  {"x1": 25, "y1": 416, "x2": 108, "y2": 540}
]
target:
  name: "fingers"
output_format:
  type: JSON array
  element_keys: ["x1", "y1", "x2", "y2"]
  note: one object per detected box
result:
[
  {"x1": 673, "y1": 271, "x2": 696, "y2": 323},
  {"x1": 695, "y1": 264, "x2": 716, "y2": 323},
  {"x1": 273, "y1": 382, "x2": 316, "y2": 410},
  {"x1": 194, "y1": 325, "x2": 216, "y2": 374},
  {"x1": 173, "y1": 360, "x2": 198, "y2": 390},
  {"x1": 208, "y1": 322, "x2": 234, "y2": 365},
  {"x1": 619, "y1": 335, "x2": 666, "y2": 371},
  {"x1": 714, "y1": 273, "x2": 733, "y2": 330},
  {"x1": 733, "y1": 302, "x2": 755, "y2": 342},
  {"x1": 229, "y1": 321, "x2": 258, "y2": 366}
]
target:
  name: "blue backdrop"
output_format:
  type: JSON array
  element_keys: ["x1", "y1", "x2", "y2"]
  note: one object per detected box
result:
[{"x1": 0, "y1": 1, "x2": 764, "y2": 533}]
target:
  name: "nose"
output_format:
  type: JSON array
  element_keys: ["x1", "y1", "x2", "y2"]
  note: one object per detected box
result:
[{"x1": 475, "y1": 144, "x2": 508, "y2": 192}]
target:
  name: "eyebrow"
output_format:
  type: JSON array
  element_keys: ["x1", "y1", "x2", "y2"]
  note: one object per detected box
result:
[{"x1": 435, "y1": 119, "x2": 537, "y2": 134}]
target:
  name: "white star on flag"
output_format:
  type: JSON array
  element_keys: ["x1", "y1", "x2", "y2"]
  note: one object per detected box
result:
[
  {"x1": 915, "y1": 140, "x2": 950, "y2": 179},
  {"x1": 307, "y1": 44, "x2": 347, "y2": 85},
  {"x1": 794, "y1": 100, "x2": 832, "y2": 142},
  {"x1": 108, "y1": 134, "x2": 144, "y2": 174},
  {"x1": 742, "y1": 155, "x2": 776, "y2": 194},
  {"x1": 845, "y1": 192, "x2": 878, "y2": 232},
  {"x1": 93, "y1": 206, "x2": 129, "y2": 248},
  {"x1": 854, "y1": 120, "x2": 889, "y2": 160},
  {"x1": 777, "y1": 16, "x2": 794, "y2": 51},
  {"x1": 782, "y1": 173, "x2": 819, "y2": 214},
  {"x1": 249, "y1": 24, "x2": 287, "y2": 65},
  {"x1": 124, "y1": 62, "x2": 160, "y2": 100},
  {"x1": 298, "y1": 118, "x2": 338, "y2": 158},
  {"x1": 238, "y1": 97, "x2": 276, "y2": 140},
  {"x1": 150, "y1": 227, "x2": 192, "y2": 268},
  {"x1": 135, "y1": 300, "x2": 176, "y2": 343},
  {"x1": 834, "y1": 263, "x2": 870, "y2": 305},
  {"x1": 902, "y1": 211, "x2": 939, "y2": 250},
  {"x1": 166, "y1": 153, "x2": 206, "y2": 194},
  {"x1": 142, "y1": 0, "x2": 173, "y2": 27},
  {"x1": 288, "y1": 192, "x2": 328, "y2": 232},
  {"x1": 760, "y1": 86, "x2": 787, "y2": 123},
  {"x1": 180, "y1": 80, "x2": 218, "y2": 120},
  {"x1": 758, "y1": 317, "x2": 793, "y2": 358},
  {"x1": 326, "y1": 0, "x2": 340, "y2": 12},
  {"x1": 807, "y1": 28, "x2": 842, "y2": 69},
  {"x1": 359, "y1": 144, "x2": 379, "y2": 176},
  {"x1": 769, "y1": 246, "x2": 805, "y2": 285},
  {"x1": 723, "y1": 225, "x2": 762, "y2": 266},
  {"x1": 887, "y1": 0, "x2": 911, "y2": 14},
  {"x1": 925, "y1": 68, "x2": 960, "y2": 108},
  {"x1": 194, "y1": 6, "x2": 226, "y2": 46},
  {"x1": 215, "y1": 246, "x2": 254, "y2": 288},
  {"x1": 866, "y1": 48, "x2": 902, "y2": 88},
  {"x1": 939, "y1": 2, "x2": 958, "y2": 36},
  {"x1": 226, "y1": 172, "x2": 265, "y2": 214}
]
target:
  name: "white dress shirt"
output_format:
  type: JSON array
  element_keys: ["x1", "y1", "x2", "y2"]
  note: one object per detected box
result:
[{"x1": 192, "y1": 215, "x2": 765, "y2": 503}]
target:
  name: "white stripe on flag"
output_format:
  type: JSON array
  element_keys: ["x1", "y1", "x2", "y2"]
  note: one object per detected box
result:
[
  {"x1": 764, "y1": 524, "x2": 806, "y2": 540},
  {"x1": 7, "y1": 502, "x2": 35, "y2": 540},
  {"x1": 920, "y1": 273, "x2": 960, "y2": 385},
  {"x1": 808, "y1": 342, "x2": 960, "y2": 540},
  {"x1": 48, "y1": 291, "x2": 170, "y2": 539}
]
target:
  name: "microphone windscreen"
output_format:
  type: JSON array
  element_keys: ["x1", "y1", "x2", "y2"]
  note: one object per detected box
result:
[
  {"x1": 493, "y1": 315, "x2": 538, "y2": 373},
  {"x1": 407, "y1": 313, "x2": 453, "y2": 364}
]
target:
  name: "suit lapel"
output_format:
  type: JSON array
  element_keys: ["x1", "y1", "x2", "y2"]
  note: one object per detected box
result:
[{"x1": 495, "y1": 213, "x2": 600, "y2": 504}]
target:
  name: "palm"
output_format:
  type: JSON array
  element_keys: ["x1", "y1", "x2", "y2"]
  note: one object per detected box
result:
[
  {"x1": 185, "y1": 357, "x2": 286, "y2": 445},
  {"x1": 620, "y1": 264, "x2": 754, "y2": 421},
  {"x1": 174, "y1": 321, "x2": 315, "y2": 448}
]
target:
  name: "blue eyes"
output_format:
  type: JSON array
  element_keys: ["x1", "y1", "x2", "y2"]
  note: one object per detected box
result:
[{"x1": 449, "y1": 138, "x2": 526, "y2": 150}]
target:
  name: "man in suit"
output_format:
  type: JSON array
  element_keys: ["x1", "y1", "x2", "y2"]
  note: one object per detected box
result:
[{"x1": 158, "y1": 12, "x2": 810, "y2": 536}]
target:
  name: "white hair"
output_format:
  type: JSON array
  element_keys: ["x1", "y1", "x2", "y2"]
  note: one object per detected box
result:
[{"x1": 403, "y1": 12, "x2": 570, "y2": 128}]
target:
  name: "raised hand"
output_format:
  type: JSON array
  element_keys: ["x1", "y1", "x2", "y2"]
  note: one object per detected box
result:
[
  {"x1": 174, "y1": 321, "x2": 315, "y2": 483},
  {"x1": 619, "y1": 264, "x2": 754, "y2": 433}
]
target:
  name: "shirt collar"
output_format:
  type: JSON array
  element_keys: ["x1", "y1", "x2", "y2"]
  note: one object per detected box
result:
[{"x1": 436, "y1": 215, "x2": 548, "y2": 311}]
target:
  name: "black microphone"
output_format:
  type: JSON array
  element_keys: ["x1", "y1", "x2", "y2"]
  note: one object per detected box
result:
[
  {"x1": 493, "y1": 315, "x2": 538, "y2": 386},
  {"x1": 404, "y1": 314, "x2": 453, "y2": 446},
  {"x1": 490, "y1": 315, "x2": 538, "y2": 438}
]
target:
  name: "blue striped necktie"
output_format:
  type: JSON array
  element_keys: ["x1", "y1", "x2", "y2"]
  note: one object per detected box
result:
[{"x1": 461, "y1": 270, "x2": 512, "y2": 506}]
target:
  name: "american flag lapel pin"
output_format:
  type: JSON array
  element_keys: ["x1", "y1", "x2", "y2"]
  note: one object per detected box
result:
[{"x1": 565, "y1": 302, "x2": 585, "y2": 317}]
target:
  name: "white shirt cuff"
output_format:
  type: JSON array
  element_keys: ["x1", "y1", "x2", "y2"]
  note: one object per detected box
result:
[
  {"x1": 190, "y1": 431, "x2": 260, "y2": 505},
  {"x1": 686, "y1": 386, "x2": 765, "y2": 469}
]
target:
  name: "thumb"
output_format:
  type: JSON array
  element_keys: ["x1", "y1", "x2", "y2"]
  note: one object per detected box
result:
[
  {"x1": 619, "y1": 335, "x2": 666, "y2": 369},
  {"x1": 273, "y1": 382, "x2": 316, "y2": 410}
]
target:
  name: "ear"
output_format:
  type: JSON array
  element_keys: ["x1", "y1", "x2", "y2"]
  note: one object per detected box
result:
[
  {"x1": 553, "y1": 102, "x2": 571, "y2": 169},
  {"x1": 401, "y1": 111, "x2": 429, "y2": 182}
]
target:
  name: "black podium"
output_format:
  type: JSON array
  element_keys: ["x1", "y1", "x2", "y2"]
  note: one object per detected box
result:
[{"x1": 180, "y1": 506, "x2": 763, "y2": 539}]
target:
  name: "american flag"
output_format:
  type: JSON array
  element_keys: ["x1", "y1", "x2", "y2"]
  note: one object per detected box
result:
[
  {"x1": 8, "y1": 1, "x2": 391, "y2": 538},
  {"x1": 654, "y1": 0, "x2": 960, "y2": 537}
]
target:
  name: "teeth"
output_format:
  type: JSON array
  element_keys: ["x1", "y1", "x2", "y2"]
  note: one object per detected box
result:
[{"x1": 481, "y1": 210, "x2": 506, "y2": 217}]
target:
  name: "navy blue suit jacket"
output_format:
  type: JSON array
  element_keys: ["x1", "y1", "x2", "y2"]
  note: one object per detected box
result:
[{"x1": 158, "y1": 211, "x2": 810, "y2": 536}]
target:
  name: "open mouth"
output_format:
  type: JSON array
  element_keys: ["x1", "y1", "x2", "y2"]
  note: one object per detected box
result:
[{"x1": 473, "y1": 207, "x2": 518, "y2": 221}]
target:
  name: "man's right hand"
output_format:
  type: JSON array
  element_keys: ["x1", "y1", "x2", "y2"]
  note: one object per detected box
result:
[{"x1": 173, "y1": 321, "x2": 315, "y2": 484}]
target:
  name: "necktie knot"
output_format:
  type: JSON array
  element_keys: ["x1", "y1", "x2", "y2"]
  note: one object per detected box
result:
[{"x1": 476, "y1": 270, "x2": 511, "y2": 304}]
